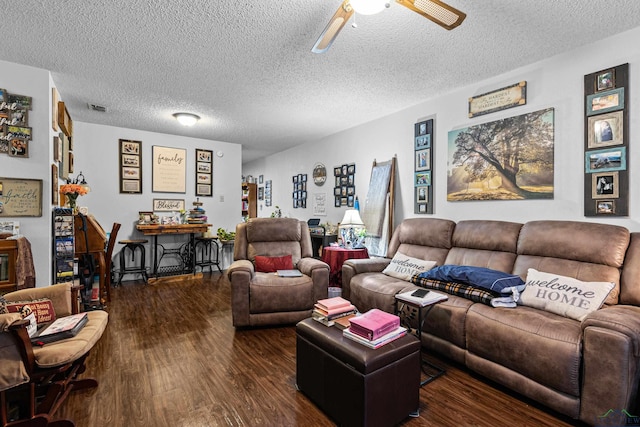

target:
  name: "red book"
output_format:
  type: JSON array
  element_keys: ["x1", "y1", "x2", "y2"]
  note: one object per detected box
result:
[{"x1": 348, "y1": 309, "x2": 400, "y2": 341}]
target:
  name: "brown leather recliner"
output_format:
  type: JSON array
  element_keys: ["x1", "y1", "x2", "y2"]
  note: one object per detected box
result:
[{"x1": 228, "y1": 218, "x2": 330, "y2": 327}]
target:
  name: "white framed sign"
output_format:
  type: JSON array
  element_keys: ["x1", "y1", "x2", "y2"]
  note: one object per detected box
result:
[{"x1": 152, "y1": 145, "x2": 186, "y2": 193}]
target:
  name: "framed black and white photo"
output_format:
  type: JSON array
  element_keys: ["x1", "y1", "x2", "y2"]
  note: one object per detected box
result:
[
  {"x1": 119, "y1": 139, "x2": 142, "y2": 194},
  {"x1": 592, "y1": 171, "x2": 619, "y2": 199},
  {"x1": 195, "y1": 148, "x2": 212, "y2": 197}
]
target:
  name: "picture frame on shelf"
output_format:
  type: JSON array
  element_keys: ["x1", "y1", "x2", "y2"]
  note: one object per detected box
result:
[
  {"x1": 415, "y1": 134, "x2": 430, "y2": 149},
  {"x1": 585, "y1": 147, "x2": 626, "y2": 173},
  {"x1": 587, "y1": 111, "x2": 623, "y2": 148},
  {"x1": 197, "y1": 184, "x2": 211, "y2": 196},
  {"x1": 138, "y1": 211, "x2": 154, "y2": 224},
  {"x1": 586, "y1": 87, "x2": 624, "y2": 116},
  {"x1": 415, "y1": 149, "x2": 430, "y2": 171},
  {"x1": 595, "y1": 69, "x2": 615, "y2": 92},
  {"x1": 592, "y1": 171, "x2": 619, "y2": 199},
  {"x1": 153, "y1": 199, "x2": 185, "y2": 212}
]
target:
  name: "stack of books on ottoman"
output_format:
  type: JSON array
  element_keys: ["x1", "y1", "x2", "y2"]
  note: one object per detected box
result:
[
  {"x1": 343, "y1": 309, "x2": 407, "y2": 349},
  {"x1": 312, "y1": 296, "x2": 357, "y2": 328}
]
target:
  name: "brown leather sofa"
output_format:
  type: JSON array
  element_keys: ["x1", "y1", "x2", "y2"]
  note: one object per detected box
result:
[
  {"x1": 342, "y1": 218, "x2": 640, "y2": 425},
  {"x1": 228, "y1": 218, "x2": 330, "y2": 327}
]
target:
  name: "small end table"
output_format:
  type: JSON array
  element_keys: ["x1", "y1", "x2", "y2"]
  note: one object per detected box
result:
[
  {"x1": 321, "y1": 246, "x2": 369, "y2": 288},
  {"x1": 394, "y1": 292, "x2": 447, "y2": 386}
]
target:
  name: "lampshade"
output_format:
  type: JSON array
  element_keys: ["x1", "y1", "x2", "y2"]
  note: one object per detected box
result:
[
  {"x1": 340, "y1": 209, "x2": 364, "y2": 227},
  {"x1": 173, "y1": 112, "x2": 200, "y2": 126},
  {"x1": 349, "y1": 0, "x2": 388, "y2": 15}
]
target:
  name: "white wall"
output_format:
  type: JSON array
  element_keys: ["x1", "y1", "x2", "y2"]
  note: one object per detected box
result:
[
  {"x1": 0, "y1": 60, "x2": 54, "y2": 285},
  {"x1": 244, "y1": 25, "x2": 640, "y2": 233}
]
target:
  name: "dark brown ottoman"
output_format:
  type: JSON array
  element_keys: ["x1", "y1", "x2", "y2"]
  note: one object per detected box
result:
[{"x1": 296, "y1": 318, "x2": 421, "y2": 427}]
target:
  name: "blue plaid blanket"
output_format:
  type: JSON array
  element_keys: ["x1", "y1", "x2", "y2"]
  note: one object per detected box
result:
[{"x1": 410, "y1": 274, "x2": 517, "y2": 307}]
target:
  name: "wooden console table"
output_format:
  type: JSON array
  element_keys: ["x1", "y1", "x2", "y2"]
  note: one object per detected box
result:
[{"x1": 135, "y1": 224, "x2": 210, "y2": 281}]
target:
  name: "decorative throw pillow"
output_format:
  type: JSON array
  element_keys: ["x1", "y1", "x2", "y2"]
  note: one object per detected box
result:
[
  {"x1": 519, "y1": 268, "x2": 614, "y2": 321},
  {"x1": 254, "y1": 255, "x2": 294, "y2": 273},
  {"x1": 419, "y1": 265, "x2": 525, "y2": 294},
  {"x1": 382, "y1": 252, "x2": 436, "y2": 281},
  {"x1": 3, "y1": 298, "x2": 56, "y2": 324}
]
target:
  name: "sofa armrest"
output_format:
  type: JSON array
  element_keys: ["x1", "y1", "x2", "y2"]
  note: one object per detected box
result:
[
  {"x1": 342, "y1": 257, "x2": 392, "y2": 300},
  {"x1": 227, "y1": 260, "x2": 255, "y2": 277},
  {"x1": 0, "y1": 316, "x2": 30, "y2": 392},
  {"x1": 297, "y1": 257, "x2": 330, "y2": 302},
  {"x1": 227, "y1": 260, "x2": 254, "y2": 327},
  {"x1": 579, "y1": 305, "x2": 640, "y2": 423},
  {"x1": 4, "y1": 283, "x2": 74, "y2": 317}
]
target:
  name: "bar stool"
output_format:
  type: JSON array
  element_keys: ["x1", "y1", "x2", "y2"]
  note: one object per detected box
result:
[
  {"x1": 194, "y1": 237, "x2": 222, "y2": 273},
  {"x1": 117, "y1": 239, "x2": 149, "y2": 284}
]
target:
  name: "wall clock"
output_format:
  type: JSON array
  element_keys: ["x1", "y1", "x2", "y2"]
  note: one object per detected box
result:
[{"x1": 313, "y1": 163, "x2": 327, "y2": 186}]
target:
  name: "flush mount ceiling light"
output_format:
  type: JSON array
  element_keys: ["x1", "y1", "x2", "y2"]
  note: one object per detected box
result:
[
  {"x1": 349, "y1": 0, "x2": 388, "y2": 15},
  {"x1": 173, "y1": 112, "x2": 200, "y2": 126}
]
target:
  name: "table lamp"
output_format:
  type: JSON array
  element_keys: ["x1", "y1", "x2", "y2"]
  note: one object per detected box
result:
[{"x1": 339, "y1": 209, "x2": 365, "y2": 249}]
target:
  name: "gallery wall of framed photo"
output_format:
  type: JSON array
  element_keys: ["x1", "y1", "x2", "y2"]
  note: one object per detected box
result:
[
  {"x1": 1, "y1": 88, "x2": 32, "y2": 159},
  {"x1": 195, "y1": 148, "x2": 213, "y2": 197},
  {"x1": 583, "y1": 63, "x2": 629, "y2": 216},
  {"x1": 414, "y1": 120, "x2": 433, "y2": 214},
  {"x1": 119, "y1": 139, "x2": 142, "y2": 193},
  {"x1": 333, "y1": 163, "x2": 356, "y2": 208},
  {"x1": 292, "y1": 173, "x2": 308, "y2": 209}
]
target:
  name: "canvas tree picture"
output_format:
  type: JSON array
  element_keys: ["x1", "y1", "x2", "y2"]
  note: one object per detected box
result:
[{"x1": 447, "y1": 107, "x2": 554, "y2": 201}]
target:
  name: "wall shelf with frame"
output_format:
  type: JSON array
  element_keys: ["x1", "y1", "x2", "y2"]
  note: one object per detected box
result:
[
  {"x1": 583, "y1": 63, "x2": 629, "y2": 217},
  {"x1": 242, "y1": 182, "x2": 257, "y2": 218}
]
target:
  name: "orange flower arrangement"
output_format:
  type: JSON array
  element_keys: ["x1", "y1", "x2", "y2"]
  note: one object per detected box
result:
[
  {"x1": 60, "y1": 183, "x2": 89, "y2": 196},
  {"x1": 60, "y1": 183, "x2": 89, "y2": 210}
]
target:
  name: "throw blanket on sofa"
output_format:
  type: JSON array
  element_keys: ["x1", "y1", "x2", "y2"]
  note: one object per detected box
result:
[{"x1": 410, "y1": 275, "x2": 518, "y2": 308}]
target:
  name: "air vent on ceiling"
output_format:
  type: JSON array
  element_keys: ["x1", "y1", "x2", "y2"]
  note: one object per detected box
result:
[{"x1": 87, "y1": 103, "x2": 107, "y2": 113}]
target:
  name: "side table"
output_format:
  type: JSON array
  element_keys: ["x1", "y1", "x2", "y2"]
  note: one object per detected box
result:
[
  {"x1": 321, "y1": 246, "x2": 368, "y2": 288},
  {"x1": 394, "y1": 292, "x2": 447, "y2": 386}
]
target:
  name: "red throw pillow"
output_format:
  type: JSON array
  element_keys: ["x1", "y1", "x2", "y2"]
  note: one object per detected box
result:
[
  {"x1": 4, "y1": 299, "x2": 56, "y2": 325},
  {"x1": 254, "y1": 255, "x2": 294, "y2": 273}
]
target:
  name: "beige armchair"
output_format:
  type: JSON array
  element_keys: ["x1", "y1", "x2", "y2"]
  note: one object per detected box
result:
[
  {"x1": 0, "y1": 283, "x2": 108, "y2": 427},
  {"x1": 228, "y1": 218, "x2": 330, "y2": 327}
]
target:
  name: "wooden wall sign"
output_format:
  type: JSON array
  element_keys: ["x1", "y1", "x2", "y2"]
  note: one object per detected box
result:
[{"x1": 468, "y1": 81, "x2": 527, "y2": 118}]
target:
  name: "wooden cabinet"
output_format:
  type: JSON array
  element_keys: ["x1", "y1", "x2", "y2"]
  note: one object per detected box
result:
[
  {"x1": 242, "y1": 182, "x2": 257, "y2": 218},
  {"x1": 0, "y1": 239, "x2": 18, "y2": 293}
]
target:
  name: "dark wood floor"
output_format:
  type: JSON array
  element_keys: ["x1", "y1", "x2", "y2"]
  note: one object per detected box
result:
[{"x1": 57, "y1": 272, "x2": 584, "y2": 427}]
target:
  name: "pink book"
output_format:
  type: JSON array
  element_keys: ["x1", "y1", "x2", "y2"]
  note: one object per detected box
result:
[
  {"x1": 316, "y1": 296, "x2": 352, "y2": 311},
  {"x1": 348, "y1": 309, "x2": 400, "y2": 341},
  {"x1": 314, "y1": 303, "x2": 356, "y2": 316}
]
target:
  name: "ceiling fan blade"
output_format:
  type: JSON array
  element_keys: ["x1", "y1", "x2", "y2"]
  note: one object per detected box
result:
[
  {"x1": 396, "y1": 0, "x2": 466, "y2": 30},
  {"x1": 312, "y1": 0, "x2": 354, "y2": 54}
]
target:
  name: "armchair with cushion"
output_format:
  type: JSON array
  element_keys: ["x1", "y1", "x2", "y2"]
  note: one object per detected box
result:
[
  {"x1": 228, "y1": 218, "x2": 330, "y2": 327},
  {"x1": 0, "y1": 283, "x2": 108, "y2": 427}
]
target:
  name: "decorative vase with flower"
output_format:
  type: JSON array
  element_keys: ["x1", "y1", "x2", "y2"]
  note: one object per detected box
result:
[{"x1": 60, "y1": 183, "x2": 88, "y2": 213}]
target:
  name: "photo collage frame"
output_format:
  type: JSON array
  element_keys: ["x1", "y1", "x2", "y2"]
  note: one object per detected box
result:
[
  {"x1": 584, "y1": 63, "x2": 629, "y2": 216},
  {"x1": 333, "y1": 163, "x2": 356, "y2": 207},
  {"x1": 119, "y1": 139, "x2": 142, "y2": 194},
  {"x1": 264, "y1": 179, "x2": 272, "y2": 207},
  {"x1": 1, "y1": 88, "x2": 32, "y2": 158},
  {"x1": 414, "y1": 119, "x2": 434, "y2": 214},
  {"x1": 195, "y1": 149, "x2": 213, "y2": 197},
  {"x1": 292, "y1": 173, "x2": 307, "y2": 209}
]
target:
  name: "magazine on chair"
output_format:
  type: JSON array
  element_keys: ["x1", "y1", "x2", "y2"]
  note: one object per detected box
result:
[{"x1": 30, "y1": 312, "x2": 88, "y2": 344}]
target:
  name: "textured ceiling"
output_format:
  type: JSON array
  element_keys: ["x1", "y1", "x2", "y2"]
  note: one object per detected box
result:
[{"x1": 3, "y1": 1, "x2": 640, "y2": 163}]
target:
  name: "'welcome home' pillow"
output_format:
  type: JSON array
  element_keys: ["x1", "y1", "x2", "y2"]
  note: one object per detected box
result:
[
  {"x1": 382, "y1": 252, "x2": 436, "y2": 281},
  {"x1": 519, "y1": 268, "x2": 614, "y2": 321}
]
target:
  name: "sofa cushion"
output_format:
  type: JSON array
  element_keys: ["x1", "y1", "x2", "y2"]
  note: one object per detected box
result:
[
  {"x1": 254, "y1": 255, "x2": 293, "y2": 273},
  {"x1": 520, "y1": 268, "x2": 614, "y2": 321},
  {"x1": 419, "y1": 265, "x2": 525, "y2": 294},
  {"x1": 466, "y1": 303, "x2": 582, "y2": 397},
  {"x1": 2, "y1": 298, "x2": 56, "y2": 325},
  {"x1": 249, "y1": 273, "x2": 313, "y2": 313},
  {"x1": 381, "y1": 252, "x2": 436, "y2": 281}
]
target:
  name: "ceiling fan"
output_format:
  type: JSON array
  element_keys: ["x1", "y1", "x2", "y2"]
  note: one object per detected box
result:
[{"x1": 312, "y1": 0, "x2": 466, "y2": 54}]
